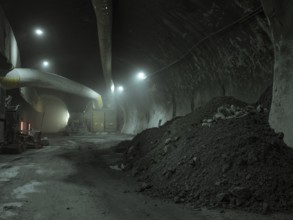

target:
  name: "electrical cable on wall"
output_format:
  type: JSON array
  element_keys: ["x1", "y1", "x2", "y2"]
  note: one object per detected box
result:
[{"x1": 149, "y1": 6, "x2": 264, "y2": 78}]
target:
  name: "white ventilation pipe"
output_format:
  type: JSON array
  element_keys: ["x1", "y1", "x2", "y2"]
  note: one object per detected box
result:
[{"x1": 0, "y1": 68, "x2": 103, "y2": 109}]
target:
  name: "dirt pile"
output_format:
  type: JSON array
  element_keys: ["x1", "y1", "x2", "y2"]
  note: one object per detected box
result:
[
  {"x1": 256, "y1": 85, "x2": 273, "y2": 111},
  {"x1": 116, "y1": 90, "x2": 293, "y2": 213}
]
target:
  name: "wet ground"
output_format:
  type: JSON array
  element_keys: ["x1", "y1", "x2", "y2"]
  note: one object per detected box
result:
[{"x1": 0, "y1": 133, "x2": 292, "y2": 220}]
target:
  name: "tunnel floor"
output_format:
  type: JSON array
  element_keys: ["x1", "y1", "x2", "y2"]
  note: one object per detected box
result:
[{"x1": 0, "y1": 133, "x2": 291, "y2": 220}]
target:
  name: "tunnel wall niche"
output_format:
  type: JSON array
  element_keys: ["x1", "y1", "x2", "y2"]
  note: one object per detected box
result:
[{"x1": 114, "y1": 0, "x2": 275, "y2": 135}]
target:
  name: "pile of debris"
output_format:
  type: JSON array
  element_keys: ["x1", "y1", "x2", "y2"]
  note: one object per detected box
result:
[
  {"x1": 201, "y1": 104, "x2": 268, "y2": 127},
  {"x1": 115, "y1": 90, "x2": 293, "y2": 213}
]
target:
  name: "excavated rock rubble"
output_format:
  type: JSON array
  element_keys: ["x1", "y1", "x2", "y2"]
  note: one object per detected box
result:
[{"x1": 115, "y1": 89, "x2": 293, "y2": 213}]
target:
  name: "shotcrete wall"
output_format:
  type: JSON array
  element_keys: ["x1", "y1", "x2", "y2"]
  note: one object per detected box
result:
[
  {"x1": 0, "y1": 7, "x2": 20, "y2": 74},
  {"x1": 262, "y1": 0, "x2": 293, "y2": 147},
  {"x1": 113, "y1": 0, "x2": 274, "y2": 134}
]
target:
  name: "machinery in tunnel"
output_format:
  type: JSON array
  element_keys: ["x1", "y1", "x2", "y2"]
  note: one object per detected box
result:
[
  {"x1": 83, "y1": 101, "x2": 117, "y2": 133},
  {"x1": 0, "y1": 94, "x2": 42, "y2": 153}
]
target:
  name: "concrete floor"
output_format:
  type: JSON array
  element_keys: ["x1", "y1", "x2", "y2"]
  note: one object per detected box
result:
[{"x1": 0, "y1": 133, "x2": 292, "y2": 220}]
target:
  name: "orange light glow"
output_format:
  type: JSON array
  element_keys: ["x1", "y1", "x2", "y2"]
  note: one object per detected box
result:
[{"x1": 20, "y1": 121, "x2": 24, "y2": 131}]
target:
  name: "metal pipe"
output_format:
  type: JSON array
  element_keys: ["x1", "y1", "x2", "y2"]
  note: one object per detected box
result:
[
  {"x1": 0, "y1": 68, "x2": 103, "y2": 109},
  {"x1": 91, "y1": 0, "x2": 113, "y2": 99}
]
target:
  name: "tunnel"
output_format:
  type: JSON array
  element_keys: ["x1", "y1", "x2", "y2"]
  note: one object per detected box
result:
[
  {"x1": 110, "y1": 0, "x2": 293, "y2": 147},
  {"x1": 0, "y1": 0, "x2": 293, "y2": 219},
  {"x1": 112, "y1": 0, "x2": 274, "y2": 133}
]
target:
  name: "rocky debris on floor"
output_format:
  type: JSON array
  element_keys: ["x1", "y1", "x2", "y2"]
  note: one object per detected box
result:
[
  {"x1": 41, "y1": 137, "x2": 50, "y2": 146},
  {"x1": 256, "y1": 85, "x2": 272, "y2": 111},
  {"x1": 137, "y1": 182, "x2": 153, "y2": 192},
  {"x1": 109, "y1": 165, "x2": 123, "y2": 171},
  {"x1": 201, "y1": 104, "x2": 268, "y2": 127},
  {"x1": 115, "y1": 87, "x2": 293, "y2": 213}
]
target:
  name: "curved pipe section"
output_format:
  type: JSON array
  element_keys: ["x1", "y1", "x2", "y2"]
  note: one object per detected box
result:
[
  {"x1": 0, "y1": 68, "x2": 103, "y2": 109},
  {"x1": 20, "y1": 87, "x2": 43, "y2": 112}
]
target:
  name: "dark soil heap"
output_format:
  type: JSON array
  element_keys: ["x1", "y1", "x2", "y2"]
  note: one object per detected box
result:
[{"x1": 115, "y1": 91, "x2": 293, "y2": 213}]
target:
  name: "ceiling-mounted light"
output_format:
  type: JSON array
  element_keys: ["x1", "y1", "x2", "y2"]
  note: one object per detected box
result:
[
  {"x1": 117, "y1": 86, "x2": 124, "y2": 93},
  {"x1": 35, "y1": 28, "x2": 44, "y2": 36},
  {"x1": 42, "y1": 60, "x2": 49, "y2": 67},
  {"x1": 137, "y1": 71, "x2": 147, "y2": 80},
  {"x1": 111, "y1": 83, "x2": 115, "y2": 94}
]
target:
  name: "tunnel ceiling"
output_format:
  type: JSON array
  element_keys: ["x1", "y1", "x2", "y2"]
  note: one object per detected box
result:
[{"x1": 112, "y1": 0, "x2": 267, "y2": 82}]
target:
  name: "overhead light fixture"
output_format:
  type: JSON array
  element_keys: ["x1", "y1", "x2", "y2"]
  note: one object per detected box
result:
[
  {"x1": 42, "y1": 60, "x2": 49, "y2": 67},
  {"x1": 137, "y1": 71, "x2": 147, "y2": 80},
  {"x1": 117, "y1": 86, "x2": 124, "y2": 93},
  {"x1": 111, "y1": 83, "x2": 115, "y2": 94},
  {"x1": 35, "y1": 29, "x2": 44, "y2": 36}
]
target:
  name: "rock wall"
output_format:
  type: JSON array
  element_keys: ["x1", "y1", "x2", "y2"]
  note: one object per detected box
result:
[{"x1": 113, "y1": 0, "x2": 274, "y2": 134}]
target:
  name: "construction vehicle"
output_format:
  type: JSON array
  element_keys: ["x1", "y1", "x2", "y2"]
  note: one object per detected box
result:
[{"x1": 0, "y1": 95, "x2": 42, "y2": 154}]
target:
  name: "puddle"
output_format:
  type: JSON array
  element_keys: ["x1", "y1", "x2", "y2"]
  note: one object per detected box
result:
[
  {"x1": 36, "y1": 169, "x2": 55, "y2": 175},
  {"x1": 109, "y1": 165, "x2": 122, "y2": 171},
  {"x1": 11, "y1": 157, "x2": 23, "y2": 162},
  {"x1": 13, "y1": 181, "x2": 43, "y2": 199},
  {"x1": 0, "y1": 202, "x2": 22, "y2": 219},
  {"x1": 0, "y1": 166, "x2": 20, "y2": 182},
  {"x1": 0, "y1": 164, "x2": 12, "y2": 169}
]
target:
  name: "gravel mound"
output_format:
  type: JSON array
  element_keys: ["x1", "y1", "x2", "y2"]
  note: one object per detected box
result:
[
  {"x1": 116, "y1": 88, "x2": 293, "y2": 213},
  {"x1": 256, "y1": 85, "x2": 273, "y2": 111}
]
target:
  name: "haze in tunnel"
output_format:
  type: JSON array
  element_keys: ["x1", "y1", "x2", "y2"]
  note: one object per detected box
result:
[
  {"x1": 21, "y1": 95, "x2": 70, "y2": 133},
  {"x1": 1, "y1": 0, "x2": 293, "y2": 219},
  {"x1": 3, "y1": 0, "x2": 293, "y2": 148}
]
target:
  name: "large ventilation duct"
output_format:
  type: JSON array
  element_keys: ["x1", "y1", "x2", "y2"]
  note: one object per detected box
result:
[
  {"x1": 0, "y1": 68, "x2": 103, "y2": 109},
  {"x1": 91, "y1": 0, "x2": 113, "y2": 100},
  {"x1": 19, "y1": 87, "x2": 43, "y2": 112}
]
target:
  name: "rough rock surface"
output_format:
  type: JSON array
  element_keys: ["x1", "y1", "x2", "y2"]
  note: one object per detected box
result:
[{"x1": 115, "y1": 88, "x2": 293, "y2": 213}]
